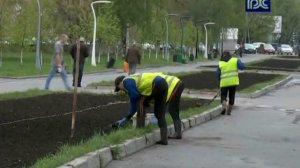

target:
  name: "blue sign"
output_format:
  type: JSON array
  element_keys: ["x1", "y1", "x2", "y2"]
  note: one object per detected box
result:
[{"x1": 246, "y1": 0, "x2": 271, "y2": 12}]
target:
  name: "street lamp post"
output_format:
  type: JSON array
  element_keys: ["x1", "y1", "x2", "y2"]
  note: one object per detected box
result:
[
  {"x1": 194, "y1": 20, "x2": 206, "y2": 59},
  {"x1": 35, "y1": 0, "x2": 42, "y2": 70},
  {"x1": 164, "y1": 13, "x2": 177, "y2": 61},
  {"x1": 180, "y1": 16, "x2": 191, "y2": 57},
  {"x1": 91, "y1": 0, "x2": 111, "y2": 66},
  {"x1": 204, "y1": 22, "x2": 215, "y2": 59}
]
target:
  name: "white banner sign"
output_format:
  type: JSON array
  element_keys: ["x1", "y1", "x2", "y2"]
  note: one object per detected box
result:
[{"x1": 274, "y1": 16, "x2": 282, "y2": 33}]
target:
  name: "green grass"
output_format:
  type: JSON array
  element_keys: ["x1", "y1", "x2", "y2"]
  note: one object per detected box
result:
[
  {"x1": 0, "y1": 88, "x2": 52, "y2": 101},
  {"x1": 0, "y1": 51, "x2": 205, "y2": 77},
  {"x1": 88, "y1": 80, "x2": 114, "y2": 87},
  {"x1": 30, "y1": 101, "x2": 218, "y2": 168},
  {"x1": 239, "y1": 75, "x2": 287, "y2": 93}
]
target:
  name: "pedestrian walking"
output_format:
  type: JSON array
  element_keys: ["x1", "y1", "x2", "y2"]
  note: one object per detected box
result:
[
  {"x1": 216, "y1": 51, "x2": 245, "y2": 115},
  {"x1": 45, "y1": 34, "x2": 71, "y2": 90},
  {"x1": 70, "y1": 37, "x2": 89, "y2": 87},
  {"x1": 125, "y1": 43, "x2": 141, "y2": 75},
  {"x1": 114, "y1": 72, "x2": 169, "y2": 145}
]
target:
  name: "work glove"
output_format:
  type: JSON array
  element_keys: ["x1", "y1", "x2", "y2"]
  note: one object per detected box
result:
[{"x1": 114, "y1": 117, "x2": 128, "y2": 128}]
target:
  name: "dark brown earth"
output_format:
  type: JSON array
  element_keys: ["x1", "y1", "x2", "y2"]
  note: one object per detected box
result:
[
  {"x1": 199, "y1": 58, "x2": 300, "y2": 72},
  {"x1": 248, "y1": 59, "x2": 300, "y2": 71},
  {"x1": 178, "y1": 71, "x2": 282, "y2": 91},
  {"x1": 0, "y1": 93, "x2": 208, "y2": 168},
  {"x1": 277, "y1": 56, "x2": 300, "y2": 59}
]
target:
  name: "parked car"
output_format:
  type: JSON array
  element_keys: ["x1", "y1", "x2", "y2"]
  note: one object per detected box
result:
[
  {"x1": 253, "y1": 42, "x2": 265, "y2": 50},
  {"x1": 244, "y1": 43, "x2": 256, "y2": 54},
  {"x1": 142, "y1": 43, "x2": 155, "y2": 50},
  {"x1": 257, "y1": 43, "x2": 276, "y2": 54},
  {"x1": 271, "y1": 43, "x2": 280, "y2": 53},
  {"x1": 278, "y1": 44, "x2": 293, "y2": 55},
  {"x1": 264, "y1": 44, "x2": 276, "y2": 54}
]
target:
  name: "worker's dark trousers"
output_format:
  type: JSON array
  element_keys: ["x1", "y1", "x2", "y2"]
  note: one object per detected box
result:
[
  {"x1": 168, "y1": 81, "x2": 185, "y2": 121},
  {"x1": 220, "y1": 86, "x2": 237, "y2": 105},
  {"x1": 151, "y1": 80, "x2": 168, "y2": 129},
  {"x1": 137, "y1": 79, "x2": 168, "y2": 128}
]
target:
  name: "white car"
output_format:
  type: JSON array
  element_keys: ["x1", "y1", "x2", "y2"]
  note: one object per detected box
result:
[{"x1": 279, "y1": 44, "x2": 293, "y2": 55}]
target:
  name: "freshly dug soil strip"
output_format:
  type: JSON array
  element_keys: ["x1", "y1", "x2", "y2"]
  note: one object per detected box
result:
[
  {"x1": 178, "y1": 71, "x2": 281, "y2": 91},
  {"x1": 0, "y1": 93, "x2": 208, "y2": 168}
]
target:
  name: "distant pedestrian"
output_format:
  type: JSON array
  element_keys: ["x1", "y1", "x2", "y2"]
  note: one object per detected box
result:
[
  {"x1": 239, "y1": 42, "x2": 244, "y2": 57},
  {"x1": 125, "y1": 43, "x2": 141, "y2": 75},
  {"x1": 70, "y1": 37, "x2": 89, "y2": 87},
  {"x1": 216, "y1": 51, "x2": 245, "y2": 115},
  {"x1": 45, "y1": 34, "x2": 71, "y2": 90}
]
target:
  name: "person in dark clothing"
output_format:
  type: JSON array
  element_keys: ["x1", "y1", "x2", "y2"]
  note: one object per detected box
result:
[
  {"x1": 70, "y1": 37, "x2": 89, "y2": 87},
  {"x1": 114, "y1": 73, "x2": 169, "y2": 145},
  {"x1": 125, "y1": 44, "x2": 141, "y2": 75},
  {"x1": 216, "y1": 51, "x2": 245, "y2": 115}
]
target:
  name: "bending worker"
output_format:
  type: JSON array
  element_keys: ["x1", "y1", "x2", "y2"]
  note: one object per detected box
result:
[
  {"x1": 144, "y1": 73, "x2": 185, "y2": 139},
  {"x1": 114, "y1": 73, "x2": 169, "y2": 145},
  {"x1": 216, "y1": 51, "x2": 245, "y2": 115}
]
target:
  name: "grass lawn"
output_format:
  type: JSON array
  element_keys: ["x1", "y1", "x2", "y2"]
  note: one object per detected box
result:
[{"x1": 0, "y1": 51, "x2": 206, "y2": 77}]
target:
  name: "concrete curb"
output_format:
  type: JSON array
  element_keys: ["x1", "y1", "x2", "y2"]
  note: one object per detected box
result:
[
  {"x1": 58, "y1": 105, "x2": 221, "y2": 168},
  {"x1": 239, "y1": 75, "x2": 293, "y2": 98}
]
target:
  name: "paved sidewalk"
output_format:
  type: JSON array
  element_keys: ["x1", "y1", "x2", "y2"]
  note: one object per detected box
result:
[
  {"x1": 107, "y1": 81, "x2": 300, "y2": 168},
  {"x1": 0, "y1": 54, "x2": 273, "y2": 93}
]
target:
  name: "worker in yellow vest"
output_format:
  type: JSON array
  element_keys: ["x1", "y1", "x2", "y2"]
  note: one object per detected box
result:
[
  {"x1": 143, "y1": 73, "x2": 185, "y2": 139},
  {"x1": 114, "y1": 73, "x2": 169, "y2": 145},
  {"x1": 216, "y1": 51, "x2": 245, "y2": 115},
  {"x1": 159, "y1": 73, "x2": 184, "y2": 139}
]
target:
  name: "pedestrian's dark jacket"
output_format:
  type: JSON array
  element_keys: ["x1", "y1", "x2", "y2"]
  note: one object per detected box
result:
[
  {"x1": 125, "y1": 46, "x2": 141, "y2": 64},
  {"x1": 70, "y1": 43, "x2": 89, "y2": 62}
]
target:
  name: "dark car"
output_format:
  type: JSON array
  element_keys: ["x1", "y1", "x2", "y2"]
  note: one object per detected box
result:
[{"x1": 271, "y1": 43, "x2": 279, "y2": 53}]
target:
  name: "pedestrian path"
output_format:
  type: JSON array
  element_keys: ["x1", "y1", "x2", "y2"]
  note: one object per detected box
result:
[{"x1": 0, "y1": 54, "x2": 273, "y2": 93}]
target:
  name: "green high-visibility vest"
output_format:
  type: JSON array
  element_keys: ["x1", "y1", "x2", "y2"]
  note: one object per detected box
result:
[
  {"x1": 219, "y1": 57, "x2": 239, "y2": 87},
  {"x1": 125, "y1": 73, "x2": 159, "y2": 96}
]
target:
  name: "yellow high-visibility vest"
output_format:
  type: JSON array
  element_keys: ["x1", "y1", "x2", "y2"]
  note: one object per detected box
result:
[
  {"x1": 219, "y1": 57, "x2": 239, "y2": 87},
  {"x1": 125, "y1": 73, "x2": 160, "y2": 96},
  {"x1": 156, "y1": 73, "x2": 180, "y2": 102}
]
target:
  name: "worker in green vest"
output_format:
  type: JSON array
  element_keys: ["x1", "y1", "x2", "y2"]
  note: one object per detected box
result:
[
  {"x1": 216, "y1": 51, "x2": 245, "y2": 115},
  {"x1": 114, "y1": 73, "x2": 169, "y2": 145}
]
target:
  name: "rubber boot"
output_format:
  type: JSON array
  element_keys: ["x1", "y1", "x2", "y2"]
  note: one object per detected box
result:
[
  {"x1": 168, "y1": 120, "x2": 182, "y2": 139},
  {"x1": 227, "y1": 105, "x2": 233, "y2": 115},
  {"x1": 221, "y1": 100, "x2": 227, "y2": 115},
  {"x1": 156, "y1": 127, "x2": 168, "y2": 145}
]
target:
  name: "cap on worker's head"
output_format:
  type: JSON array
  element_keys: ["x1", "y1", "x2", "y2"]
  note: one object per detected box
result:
[
  {"x1": 222, "y1": 50, "x2": 231, "y2": 57},
  {"x1": 114, "y1": 75, "x2": 126, "y2": 92},
  {"x1": 79, "y1": 37, "x2": 85, "y2": 42}
]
